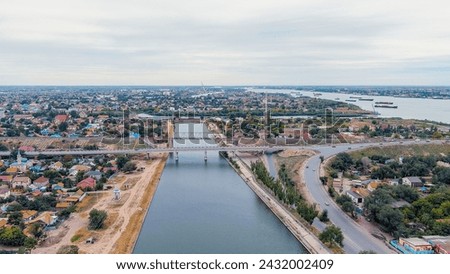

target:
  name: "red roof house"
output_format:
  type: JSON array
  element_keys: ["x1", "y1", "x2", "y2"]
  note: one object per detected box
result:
[
  {"x1": 76, "y1": 177, "x2": 96, "y2": 190},
  {"x1": 54, "y1": 114, "x2": 68, "y2": 125}
]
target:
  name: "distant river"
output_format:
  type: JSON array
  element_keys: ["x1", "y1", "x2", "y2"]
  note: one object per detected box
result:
[
  {"x1": 134, "y1": 123, "x2": 306, "y2": 254},
  {"x1": 249, "y1": 88, "x2": 450, "y2": 124}
]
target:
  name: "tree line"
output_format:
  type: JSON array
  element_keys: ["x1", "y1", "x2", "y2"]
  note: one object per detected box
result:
[{"x1": 251, "y1": 161, "x2": 318, "y2": 224}]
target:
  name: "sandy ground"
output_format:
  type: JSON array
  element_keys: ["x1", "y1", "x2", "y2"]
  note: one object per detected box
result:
[
  {"x1": 275, "y1": 150, "x2": 317, "y2": 205},
  {"x1": 32, "y1": 153, "x2": 167, "y2": 254}
]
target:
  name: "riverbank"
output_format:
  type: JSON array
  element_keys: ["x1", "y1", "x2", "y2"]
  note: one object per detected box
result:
[
  {"x1": 112, "y1": 153, "x2": 168, "y2": 254},
  {"x1": 226, "y1": 152, "x2": 329, "y2": 254},
  {"x1": 32, "y1": 153, "x2": 168, "y2": 254}
]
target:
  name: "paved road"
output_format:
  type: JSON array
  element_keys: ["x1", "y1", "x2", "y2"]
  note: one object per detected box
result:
[{"x1": 303, "y1": 140, "x2": 443, "y2": 253}]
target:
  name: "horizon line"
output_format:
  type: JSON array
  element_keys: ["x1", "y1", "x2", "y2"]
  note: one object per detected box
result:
[{"x1": 1, "y1": 84, "x2": 450, "y2": 87}]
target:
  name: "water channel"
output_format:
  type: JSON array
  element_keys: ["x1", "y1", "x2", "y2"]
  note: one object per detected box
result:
[{"x1": 134, "y1": 124, "x2": 306, "y2": 253}]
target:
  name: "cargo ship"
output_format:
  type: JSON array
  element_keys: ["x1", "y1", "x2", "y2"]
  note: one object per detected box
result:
[
  {"x1": 374, "y1": 104, "x2": 398, "y2": 108},
  {"x1": 359, "y1": 98, "x2": 374, "y2": 101},
  {"x1": 375, "y1": 101, "x2": 393, "y2": 104}
]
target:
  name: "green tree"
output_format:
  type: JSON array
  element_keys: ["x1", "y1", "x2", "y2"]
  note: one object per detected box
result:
[
  {"x1": 76, "y1": 171, "x2": 86, "y2": 183},
  {"x1": 331, "y1": 153, "x2": 354, "y2": 172},
  {"x1": 7, "y1": 212, "x2": 23, "y2": 227},
  {"x1": 0, "y1": 143, "x2": 8, "y2": 151},
  {"x1": 319, "y1": 209, "x2": 329, "y2": 222},
  {"x1": 28, "y1": 223, "x2": 43, "y2": 238},
  {"x1": 69, "y1": 110, "x2": 79, "y2": 119},
  {"x1": 58, "y1": 205, "x2": 77, "y2": 219},
  {"x1": 88, "y1": 209, "x2": 108, "y2": 230},
  {"x1": 319, "y1": 225, "x2": 344, "y2": 247},
  {"x1": 393, "y1": 185, "x2": 419, "y2": 203},
  {"x1": 433, "y1": 167, "x2": 450, "y2": 185},
  {"x1": 341, "y1": 201, "x2": 355, "y2": 215},
  {"x1": 377, "y1": 206, "x2": 404, "y2": 233},
  {"x1": 95, "y1": 177, "x2": 107, "y2": 190},
  {"x1": 28, "y1": 195, "x2": 57, "y2": 211},
  {"x1": 24, "y1": 237, "x2": 37, "y2": 252},
  {"x1": 116, "y1": 156, "x2": 129, "y2": 169},
  {"x1": 58, "y1": 122, "x2": 68, "y2": 132},
  {"x1": 122, "y1": 161, "x2": 137, "y2": 172},
  {"x1": 371, "y1": 166, "x2": 398, "y2": 180},
  {"x1": 0, "y1": 226, "x2": 26, "y2": 246},
  {"x1": 296, "y1": 201, "x2": 318, "y2": 224},
  {"x1": 43, "y1": 170, "x2": 60, "y2": 180},
  {"x1": 336, "y1": 195, "x2": 355, "y2": 213},
  {"x1": 364, "y1": 187, "x2": 395, "y2": 219}
]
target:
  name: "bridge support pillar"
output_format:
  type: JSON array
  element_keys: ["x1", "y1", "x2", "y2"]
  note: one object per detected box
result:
[
  {"x1": 204, "y1": 150, "x2": 207, "y2": 162},
  {"x1": 175, "y1": 151, "x2": 179, "y2": 161}
]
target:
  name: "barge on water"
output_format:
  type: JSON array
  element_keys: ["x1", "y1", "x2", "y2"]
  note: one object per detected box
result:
[
  {"x1": 374, "y1": 104, "x2": 398, "y2": 109},
  {"x1": 375, "y1": 101, "x2": 394, "y2": 104}
]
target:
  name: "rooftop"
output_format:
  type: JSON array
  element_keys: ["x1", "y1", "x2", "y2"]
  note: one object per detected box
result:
[
  {"x1": 401, "y1": 237, "x2": 431, "y2": 247},
  {"x1": 404, "y1": 176, "x2": 422, "y2": 183}
]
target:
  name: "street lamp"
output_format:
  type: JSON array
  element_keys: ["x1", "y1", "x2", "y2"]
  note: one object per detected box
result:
[{"x1": 325, "y1": 107, "x2": 334, "y2": 145}]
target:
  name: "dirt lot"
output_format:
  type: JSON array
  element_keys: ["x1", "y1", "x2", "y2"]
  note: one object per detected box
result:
[{"x1": 32, "y1": 153, "x2": 167, "y2": 254}]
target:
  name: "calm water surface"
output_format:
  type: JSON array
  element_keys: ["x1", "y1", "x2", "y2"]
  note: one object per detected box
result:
[
  {"x1": 134, "y1": 124, "x2": 306, "y2": 254},
  {"x1": 249, "y1": 88, "x2": 450, "y2": 124}
]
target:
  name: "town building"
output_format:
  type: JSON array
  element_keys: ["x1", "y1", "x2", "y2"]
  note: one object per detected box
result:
[
  {"x1": 423, "y1": 236, "x2": 450, "y2": 254},
  {"x1": 402, "y1": 176, "x2": 423, "y2": 188},
  {"x1": 33, "y1": 176, "x2": 50, "y2": 188},
  {"x1": 11, "y1": 176, "x2": 31, "y2": 189},
  {"x1": 346, "y1": 189, "x2": 364, "y2": 205},
  {"x1": 398, "y1": 237, "x2": 433, "y2": 253},
  {"x1": 77, "y1": 177, "x2": 96, "y2": 190}
]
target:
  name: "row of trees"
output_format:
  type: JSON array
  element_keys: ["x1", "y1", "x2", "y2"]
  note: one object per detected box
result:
[
  {"x1": 4, "y1": 195, "x2": 58, "y2": 213},
  {"x1": 219, "y1": 152, "x2": 240, "y2": 170},
  {"x1": 251, "y1": 161, "x2": 318, "y2": 224}
]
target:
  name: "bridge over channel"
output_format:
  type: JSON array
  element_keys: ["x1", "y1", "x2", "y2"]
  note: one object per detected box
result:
[{"x1": 0, "y1": 143, "x2": 354, "y2": 161}]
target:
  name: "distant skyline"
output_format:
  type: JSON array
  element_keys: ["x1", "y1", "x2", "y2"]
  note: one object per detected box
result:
[{"x1": 1, "y1": 0, "x2": 450, "y2": 85}]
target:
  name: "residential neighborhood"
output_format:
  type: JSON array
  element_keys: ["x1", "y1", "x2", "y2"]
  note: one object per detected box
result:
[
  {"x1": 0, "y1": 147, "x2": 139, "y2": 252},
  {"x1": 326, "y1": 144, "x2": 450, "y2": 253}
]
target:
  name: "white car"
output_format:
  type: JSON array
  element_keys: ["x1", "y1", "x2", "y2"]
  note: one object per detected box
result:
[{"x1": 325, "y1": 202, "x2": 330, "y2": 206}]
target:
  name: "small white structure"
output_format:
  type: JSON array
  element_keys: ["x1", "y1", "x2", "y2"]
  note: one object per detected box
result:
[{"x1": 113, "y1": 186, "x2": 121, "y2": 200}]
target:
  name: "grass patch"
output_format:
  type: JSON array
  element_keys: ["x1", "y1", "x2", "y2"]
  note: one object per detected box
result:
[
  {"x1": 72, "y1": 227, "x2": 91, "y2": 243},
  {"x1": 275, "y1": 155, "x2": 310, "y2": 179},
  {"x1": 349, "y1": 144, "x2": 450, "y2": 160},
  {"x1": 103, "y1": 212, "x2": 119, "y2": 229},
  {"x1": 70, "y1": 234, "x2": 82, "y2": 243}
]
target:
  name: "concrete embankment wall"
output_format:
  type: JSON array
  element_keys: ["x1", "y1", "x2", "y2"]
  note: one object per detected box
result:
[{"x1": 222, "y1": 153, "x2": 329, "y2": 254}]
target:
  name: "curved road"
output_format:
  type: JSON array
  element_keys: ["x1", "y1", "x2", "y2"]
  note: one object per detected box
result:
[{"x1": 304, "y1": 140, "x2": 444, "y2": 253}]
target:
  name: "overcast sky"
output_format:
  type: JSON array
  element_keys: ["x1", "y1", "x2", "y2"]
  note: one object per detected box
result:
[{"x1": 1, "y1": 0, "x2": 450, "y2": 85}]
